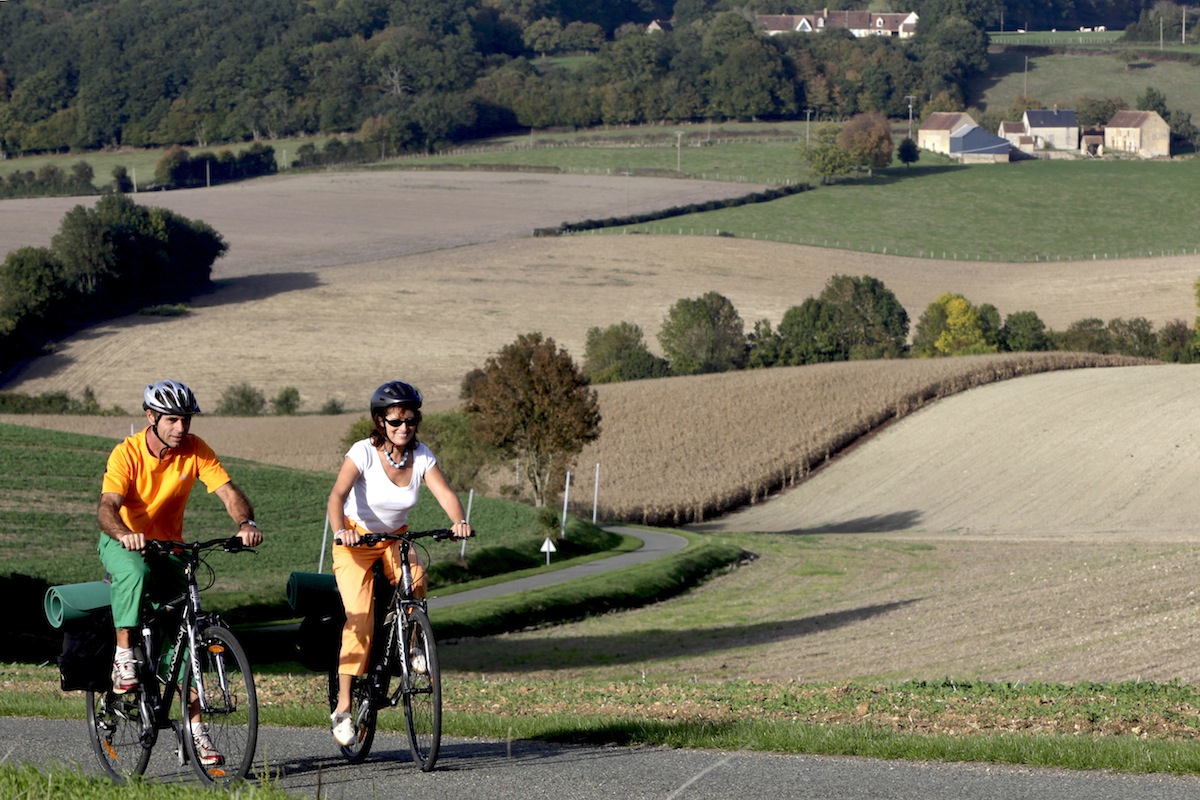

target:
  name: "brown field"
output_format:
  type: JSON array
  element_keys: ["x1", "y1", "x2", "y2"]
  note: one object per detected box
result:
[{"x1": 6, "y1": 171, "x2": 1200, "y2": 683}]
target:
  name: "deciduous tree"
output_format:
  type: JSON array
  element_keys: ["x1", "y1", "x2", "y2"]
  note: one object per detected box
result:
[
  {"x1": 658, "y1": 291, "x2": 747, "y2": 375},
  {"x1": 583, "y1": 322, "x2": 669, "y2": 384},
  {"x1": 837, "y1": 111, "x2": 894, "y2": 176},
  {"x1": 462, "y1": 332, "x2": 600, "y2": 507}
]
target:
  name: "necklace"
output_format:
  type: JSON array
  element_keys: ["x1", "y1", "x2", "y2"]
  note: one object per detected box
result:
[{"x1": 384, "y1": 445, "x2": 409, "y2": 469}]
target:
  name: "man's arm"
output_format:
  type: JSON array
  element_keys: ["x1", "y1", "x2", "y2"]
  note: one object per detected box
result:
[
  {"x1": 215, "y1": 482, "x2": 263, "y2": 546},
  {"x1": 98, "y1": 492, "x2": 145, "y2": 551}
]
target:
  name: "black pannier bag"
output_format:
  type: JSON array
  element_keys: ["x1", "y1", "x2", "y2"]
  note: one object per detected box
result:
[{"x1": 58, "y1": 609, "x2": 115, "y2": 692}]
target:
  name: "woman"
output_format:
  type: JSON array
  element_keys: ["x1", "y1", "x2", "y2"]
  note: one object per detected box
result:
[{"x1": 326, "y1": 380, "x2": 473, "y2": 746}]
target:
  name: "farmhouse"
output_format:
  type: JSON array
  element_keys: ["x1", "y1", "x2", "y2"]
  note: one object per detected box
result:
[
  {"x1": 917, "y1": 112, "x2": 976, "y2": 154},
  {"x1": 998, "y1": 120, "x2": 1035, "y2": 154},
  {"x1": 1023, "y1": 109, "x2": 1080, "y2": 152},
  {"x1": 1104, "y1": 109, "x2": 1170, "y2": 158},
  {"x1": 756, "y1": 10, "x2": 918, "y2": 38}
]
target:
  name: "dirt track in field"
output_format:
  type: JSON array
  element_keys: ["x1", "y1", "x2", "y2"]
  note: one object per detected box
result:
[{"x1": 6, "y1": 171, "x2": 1200, "y2": 682}]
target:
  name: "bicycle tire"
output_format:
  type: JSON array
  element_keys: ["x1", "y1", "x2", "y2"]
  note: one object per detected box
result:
[
  {"x1": 182, "y1": 625, "x2": 258, "y2": 785},
  {"x1": 328, "y1": 669, "x2": 379, "y2": 762},
  {"x1": 400, "y1": 607, "x2": 441, "y2": 771},
  {"x1": 86, "y1": 685, "x2": 152, "y2": 783}
]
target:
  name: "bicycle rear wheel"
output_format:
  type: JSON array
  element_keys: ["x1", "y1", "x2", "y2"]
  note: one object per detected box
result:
[
  {"x1": 86, "y1": 686, "x2": 152, "y2": 783},
  {"x1": 327, "y1": 669, "x2": 379, "y2": 762},
  {"x1": 399, "y1": 607, "x2": 441, "y2": 771},
  {"x1": 182, "y1": 625, "x2": 258, "y2": 785}
]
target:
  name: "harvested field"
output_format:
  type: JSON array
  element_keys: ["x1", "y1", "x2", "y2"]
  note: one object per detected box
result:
[{"x1": 1, "y1": 171, "x2": 1197, "y2": 411}]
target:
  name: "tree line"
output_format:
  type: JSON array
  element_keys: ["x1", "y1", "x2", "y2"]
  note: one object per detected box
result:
[
  {"x1": 580, "y1": 275, "x2": 1199, "y2": 385},
  {"x1": 0, "y1": 0, "x2": 1160, "y2": 159},
  {"x1": 0, "y1": 194, "x2": 227, "y2": 375}
]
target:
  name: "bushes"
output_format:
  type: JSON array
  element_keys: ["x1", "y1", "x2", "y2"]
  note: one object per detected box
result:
[
  {"x1": 0, "y1": 194, "x2": 226, "y2": 375},
  {"x1": 153, "y1": 143, "x2": 277, "y2": 189}
]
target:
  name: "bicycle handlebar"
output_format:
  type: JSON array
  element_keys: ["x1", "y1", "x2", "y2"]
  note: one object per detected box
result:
[
  {"x1": 144, "y1": 536, "x2": 256, "y2": 558},
  {"x1": 334, "y1": 528, "x2": 459, "y2": 547}
]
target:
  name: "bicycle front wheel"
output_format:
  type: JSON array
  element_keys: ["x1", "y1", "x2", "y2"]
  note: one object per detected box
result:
[
  {"x1": 399, "y1": 607, "x2": 441, "y2": 771},
  {"x1": 327, "y1": 668, "x2": 379, "y2": 762},
  {"x1": 182, "y1": 625, "x2": 258, "y2": 785},
  {"x1": 86, "y1": 686, "x2": 152, "y2": 783}
]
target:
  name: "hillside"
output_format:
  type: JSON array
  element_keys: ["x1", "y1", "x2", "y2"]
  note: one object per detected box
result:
[{"x1": 1, "y1": 171, "x2": 1197, "y2": 413}]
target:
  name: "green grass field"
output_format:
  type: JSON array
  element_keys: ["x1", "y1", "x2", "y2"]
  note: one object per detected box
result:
[
  {"x1": 0, "y1": 421, "x2": 613, "y2": 635},
  {"x1": 604, "y1": 157, "x2": 1200, "y2": 262},
  {"x1": 975, "y1": 48, "x2": 1200, "y2": 120}
]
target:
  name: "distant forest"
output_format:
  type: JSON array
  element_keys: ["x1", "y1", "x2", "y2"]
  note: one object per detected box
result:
[{"x1": 0, "y1": 0, "x2": 1162, "y2": 156}]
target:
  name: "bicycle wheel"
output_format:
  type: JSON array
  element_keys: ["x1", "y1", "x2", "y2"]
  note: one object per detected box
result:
[
  {"x1": 86, "y1": 686, "x2": 152, "y2": 783},
  {"x1": 327, "y1": 668, "x2": 379, "y2": 762},
  {"x1": 182, "y1": 625, "x2": 258, "y2": 785},
  {"x1": 399, "y1": 607, "x2": 441, "y2": 771}
]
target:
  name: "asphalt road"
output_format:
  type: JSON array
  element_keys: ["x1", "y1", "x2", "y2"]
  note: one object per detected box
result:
[{"x1": 5, "y1": 716, "x2": 1200, "y2": 800}]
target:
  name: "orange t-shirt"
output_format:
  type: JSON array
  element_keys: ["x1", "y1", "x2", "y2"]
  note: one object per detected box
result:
[{"x1": 101, "y1": 428, "x2": 232, "y2": 542}]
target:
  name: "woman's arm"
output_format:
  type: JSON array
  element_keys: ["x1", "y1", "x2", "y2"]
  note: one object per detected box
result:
[
  {"x1": 424, "y1": 464, "x2": 473, "y2": 539},
  {"x1": 328, "y1": 456, "x2": 363, "y2": 545}
]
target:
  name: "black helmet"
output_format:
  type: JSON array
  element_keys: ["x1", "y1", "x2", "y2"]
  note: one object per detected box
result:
[
  {"x1": 143, "y1": 379, "x2": 201, "y2": 415},
  {"x1": 370, "y1": 381, "x2": 422, "y2": 416}
]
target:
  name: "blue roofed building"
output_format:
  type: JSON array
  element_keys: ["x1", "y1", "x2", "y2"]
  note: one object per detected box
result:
[{"x1": 949, "y1": 125, "x2": 1012, "y2": 162}]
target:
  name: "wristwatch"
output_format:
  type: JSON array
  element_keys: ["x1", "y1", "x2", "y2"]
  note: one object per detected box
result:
[{"x1": 240, "y1": 520, "x2": 257, "y2": 528}]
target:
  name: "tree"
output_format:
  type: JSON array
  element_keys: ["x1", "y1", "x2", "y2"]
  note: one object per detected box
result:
[
  {"x1": 1075, "y1": 95, "x2": 1125, "y2": 127},
  {"x1": 1000, "y1": 310, "x2": 1049, "y2": 352},
  {"x1": 217, "y1": 383, "x2": 266, "y2": 416},
  {"x1": 913, "y1": 293, "x2": 996, "y2": 356},
  {"x1": 1136, "y1": 86, "x2": 1169, "y2": 118},
  {"x1": 1053, "y1": 318, "x2": 1111, "y2": 353},
  {"x1": 837, "y1": 112, "x2": 894, "y2": 176},
  {"x1": 523, "y1": 17, "x2": 562, "y2": 58},
  {"x1": 800, "y1": 125, "x2": 855, "y2": 185},
  {"x1": 462, "y1": 332, "x2": 600, "y2": 507},
  {"x1": 778, "y1": 298, "x2": 843, "y2": 365},
  {"x1": 818, "y1": 274, "x2": 909, "y2": 359},
  {"x1": 582, "y1": 322, "x2": 669, "y2": 384},
  {"x1": 658, "y1": 291, "x2": 747, "y2": 375},
  {"x1": 270, "y1": 386, "x2": 301, "y2": 415},
  {"x1": 897, "y1": 136, "x2": 920, "y2": 167}
]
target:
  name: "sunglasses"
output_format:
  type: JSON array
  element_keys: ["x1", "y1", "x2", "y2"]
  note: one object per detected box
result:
[{"x1": 384, "y1": 417, "x2": 418, "y2": 428}]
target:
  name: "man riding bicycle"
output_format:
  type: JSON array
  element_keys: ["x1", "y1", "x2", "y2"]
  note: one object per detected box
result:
[{"x1": 97, "y1": 379, "x2": 265, "y2": 766}]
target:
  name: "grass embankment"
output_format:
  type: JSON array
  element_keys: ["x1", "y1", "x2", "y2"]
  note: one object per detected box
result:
[
  {"x1": 0, "y1": 763, "x2": 294, "y2": 800},
  {"x1": 0, "y1": 420, "x2": 658, "y2": 663}
]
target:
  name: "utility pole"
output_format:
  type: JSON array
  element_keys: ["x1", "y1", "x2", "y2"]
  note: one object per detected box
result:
[
  {"x1": 804, "y1": 108, "x2": 813, "y2": 147},
  {"x1": 1023, "y1": 55, "x2": 1028, "y2": 97},
  {"x1": 905, "y1": 95, "x2": 916, "y2": 140},
  {"x1": 674, "y1": 130, "x2": 683, "y2": 173}
]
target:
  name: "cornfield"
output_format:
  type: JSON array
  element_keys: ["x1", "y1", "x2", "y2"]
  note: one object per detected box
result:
[{"x1": 569, "y1": 353, "x2": 1146, "y2": 526}]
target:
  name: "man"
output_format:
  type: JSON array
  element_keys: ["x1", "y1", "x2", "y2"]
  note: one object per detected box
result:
[{"x1": 97, "y1": 379, "x2": 264, "y2": 765}]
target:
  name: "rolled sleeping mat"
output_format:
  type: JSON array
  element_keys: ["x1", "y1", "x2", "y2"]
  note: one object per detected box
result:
[
  {"x1": 286, "y1": 572, "x2": 341, "y2": 614},
  {"x1": 44, "y1": 581, "x2": 113, "y2": 629}
]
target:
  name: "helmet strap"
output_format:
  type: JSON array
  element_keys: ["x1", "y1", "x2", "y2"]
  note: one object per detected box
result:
[{"x1": 147, "y1": 412, "x2": 173, "y2": 458}]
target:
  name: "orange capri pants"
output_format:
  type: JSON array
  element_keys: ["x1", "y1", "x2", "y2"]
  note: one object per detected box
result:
[{"x1": 332, "y1": 521, "x2": 427, "y2": 676}]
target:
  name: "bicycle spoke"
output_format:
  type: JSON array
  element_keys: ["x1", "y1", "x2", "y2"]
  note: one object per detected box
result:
[
  {"x1": 86, "y1": 688, "x2": 151, "y2": 783},
  {"x1": 400, "y1": 608, "x2": 441, "y2": 771},
  {"x1": 182, "y1": 626, "x2": 258, "y2": 785}
]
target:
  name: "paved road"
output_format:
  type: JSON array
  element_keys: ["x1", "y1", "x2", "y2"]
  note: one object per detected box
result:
[
  {"x1": 427, "y1": 527, "x2": 687, "y2": 609},
  {"x1": 6, "y1": 717, "x2": 1200, "y2": 799}
]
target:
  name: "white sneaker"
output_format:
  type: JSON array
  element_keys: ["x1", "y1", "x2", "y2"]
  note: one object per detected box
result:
[
  {"x1": 331, "y1": 711, "x2": 355, "y2": 746},
  {"x1": 192, "y1": 722, "x2": 224, "y2": 767},
  {"x1": 111, "y1": 655, "x2": 138, "y2": 693}
]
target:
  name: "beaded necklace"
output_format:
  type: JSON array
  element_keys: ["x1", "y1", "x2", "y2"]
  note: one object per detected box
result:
[{"x1": 384, "y1": 445, "x2": 409, "y2": 469}]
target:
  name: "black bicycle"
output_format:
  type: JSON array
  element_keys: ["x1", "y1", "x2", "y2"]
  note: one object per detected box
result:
[
  {"x1": 328, "y1": 528, "x2": 455, "y2": 771},
  {"x1": 86, "y1": 537, "x2": 258, "y2": 786}
]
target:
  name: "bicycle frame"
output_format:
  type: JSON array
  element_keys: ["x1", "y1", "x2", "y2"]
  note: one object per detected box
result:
[
  {"x1": 89, "y1": 536, "x2": 257, "y2": 785},
  {"x1": 135, "y1": 541, "x2": 229, "y2": 745}
]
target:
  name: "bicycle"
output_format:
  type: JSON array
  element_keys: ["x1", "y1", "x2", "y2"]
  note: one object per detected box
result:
[
  {"x1": 328, "y1": 528, "x2": 456, "y2": 771},
  {"x1": 86, "y1": 536, "x2": 259, "y2": 786}
]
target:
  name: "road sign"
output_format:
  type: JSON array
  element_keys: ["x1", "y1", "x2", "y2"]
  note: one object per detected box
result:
[{"x1": 541, "y1": 537, "x2": 557, "y2": 565}]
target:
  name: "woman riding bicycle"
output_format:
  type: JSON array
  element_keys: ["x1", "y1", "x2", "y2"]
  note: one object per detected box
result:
[{"x1": 326, "y1": 380, "x2": 473, "y2": 747}]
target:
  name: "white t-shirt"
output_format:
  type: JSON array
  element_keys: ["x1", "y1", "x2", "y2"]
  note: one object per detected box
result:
[{"x1": 341, "y1": 440, "x2": 437, "y2": 532}]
